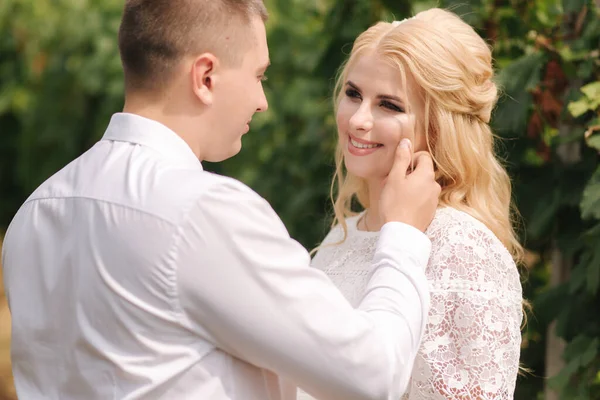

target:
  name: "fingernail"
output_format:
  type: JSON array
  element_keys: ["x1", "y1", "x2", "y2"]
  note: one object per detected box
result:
[{"x1": 400, "y1": 138, "x2": 411, "y2": 149}]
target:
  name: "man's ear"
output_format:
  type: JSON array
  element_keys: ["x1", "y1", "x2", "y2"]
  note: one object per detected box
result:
[{"x1": 191, "y1": 53, "x2": 219, "y2": 106}]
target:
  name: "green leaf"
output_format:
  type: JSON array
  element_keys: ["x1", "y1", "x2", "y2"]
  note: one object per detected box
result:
[
  {"x1": 586, "y1": 247, "x2": 600, "y2": 295},
  {"x1": 522, "y1": 147, "x2": 547, "y2": 166},
  {"x1": 585, "y1": 117, "x2": 600, "y2": 152},
  {"x1": 588, "y1": 133, "x2": 600, "y2": 151},
  {"x1": 495, "y1": 52, "x2": 546, "y2": 133},
  {"x1": 580, "y1": 338, "x2": 599, "y2": 366},
  {"x1": 581, "y1": 81, "x2": 600, "y2": 102},
  {"x1": 562, "y1": 0, "x2": 587, "y2": 14},
  {"x1": 497, "y1": 53, "x2": 545, "y2": 92},
  {"x1": 534, "y1": 283, "x2": 570, "y2": 324},
  {"x1": 565, "y1": 335, "x2": 594, "y2": 362},
  {"x1": 568, "y1": 97, "x2": 592, "y2": 117},
  {"x1": 542, "y1": 125, "x2": 559, "y2": 146},
  {"x1": 548, "y1": 357, "x2": 581, "y2": 391},
  {"x1": 580, "y1": 224, "x2": 600, "y2": 295},
  {"x1": 528, "y1": 189, "x2": 560, "y2": 237},
  {"x1": 559, "y1": 45, "x2": 592, "y2": 62},
  {"x1": 568, "y1": 82, "x2": 600, "y2": 117},
  {"x1": 581, "y1": 166, "x2": 600, "y2": 220},
  {"x1": 569, "y1": 255, "x2": 589, "y2": 294}
]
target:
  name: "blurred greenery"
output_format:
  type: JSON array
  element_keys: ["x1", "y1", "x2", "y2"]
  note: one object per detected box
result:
[{"x1": 1, "y1": 0, "x2": 599, "y2": 399}]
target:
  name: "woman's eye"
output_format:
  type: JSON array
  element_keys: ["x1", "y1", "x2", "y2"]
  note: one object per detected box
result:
[
  {"x1": 381, "y1": 101, "x2": 404, "y2": 113},
  {"x1": 345, "y1": 89, "x2": 361, "y2": 99}
]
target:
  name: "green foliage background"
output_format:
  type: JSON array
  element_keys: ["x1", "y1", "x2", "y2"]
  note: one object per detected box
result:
[{"x1": 1, "y1": 0, "x2": 599, "y2": 399}]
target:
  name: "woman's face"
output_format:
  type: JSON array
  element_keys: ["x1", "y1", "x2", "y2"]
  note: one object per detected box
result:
[{"x1": 336, "y1": 51, "x2": 426, "y2": 181}]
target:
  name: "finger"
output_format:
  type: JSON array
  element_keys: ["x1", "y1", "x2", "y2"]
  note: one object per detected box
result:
[
  {"x1": 412, "y1": 151, "x2": 431, "y2": 166},
  {"x1": 388, "y1": 138, "x2": 412, "y2": 179},
  {"x1": 412, "y1": 152, "x2": 435, "y2": 174},
  {"x1": 406, "y1": 151, "x2": 428, "y2": 174}
]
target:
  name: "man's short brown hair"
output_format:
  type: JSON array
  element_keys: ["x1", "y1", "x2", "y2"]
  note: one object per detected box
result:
[{"x1": 118, "y1": 0, "x2": 268, "y2": 93}]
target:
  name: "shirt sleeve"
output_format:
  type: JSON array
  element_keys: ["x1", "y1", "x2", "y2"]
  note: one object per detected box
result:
[
  {"x1": 410, "y1": 212, "x2": 523, "y2": 399},
  {"x1": 174, "y1": 178, "x2": 431, "y2": 400}
]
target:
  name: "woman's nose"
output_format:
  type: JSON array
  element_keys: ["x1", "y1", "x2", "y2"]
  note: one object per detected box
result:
[{"x1": 348, "y1": 104, "x2": 373, "y2": 132}]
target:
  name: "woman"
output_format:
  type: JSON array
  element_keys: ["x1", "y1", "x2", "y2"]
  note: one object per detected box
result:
[{"x1": 299, "y1": 8, "x2": 523, "y2": 399}]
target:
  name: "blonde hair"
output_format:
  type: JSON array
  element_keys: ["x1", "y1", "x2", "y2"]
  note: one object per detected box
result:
[{"x1": 329, "y1": 8, "x2": 523, "y2": 262}]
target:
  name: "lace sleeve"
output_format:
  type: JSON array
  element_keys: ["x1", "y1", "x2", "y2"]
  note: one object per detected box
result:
[{"x1": 407, "y1": 209, "x2": 523, "y2": 399}]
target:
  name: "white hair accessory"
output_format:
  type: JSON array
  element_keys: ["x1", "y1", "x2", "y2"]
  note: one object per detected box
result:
[{"x1": 392, "y1": 16, "x2": 415, "y2": 27}]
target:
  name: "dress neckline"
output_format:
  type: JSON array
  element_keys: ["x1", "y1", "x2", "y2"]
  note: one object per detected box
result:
[{"x1": 349, "y1": 212, "x2": 380, "y2": 237}]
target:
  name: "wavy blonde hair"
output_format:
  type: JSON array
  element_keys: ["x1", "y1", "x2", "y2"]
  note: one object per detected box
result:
[{"x1": 329, "y1": 8, "x2": 523, "y2": 262}]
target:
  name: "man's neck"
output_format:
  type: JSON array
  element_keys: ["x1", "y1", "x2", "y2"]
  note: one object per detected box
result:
[{"x1": 123, "y1": 98, "x2": 203, "y2": 160}]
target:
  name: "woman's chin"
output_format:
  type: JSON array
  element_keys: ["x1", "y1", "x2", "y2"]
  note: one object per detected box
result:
[
  {"x1": 344, "y1": 163, "x2": 386, "y2": 182},
  {"x1": 344, "y1": 151, "x2": 392, "y2": 181}
]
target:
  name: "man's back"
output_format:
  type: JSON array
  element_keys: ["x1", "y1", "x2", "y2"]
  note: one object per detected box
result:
[
  {"x1": 3, "y1": 111, "x2": 436, "y2": 400},
  {"x1": 2, "y1": 113, "x2": 292, "y2": 399}
]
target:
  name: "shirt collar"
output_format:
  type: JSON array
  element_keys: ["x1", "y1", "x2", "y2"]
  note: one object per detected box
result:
[{"x1": 101, "y1": 112, "x2": 202, "y2": 169}]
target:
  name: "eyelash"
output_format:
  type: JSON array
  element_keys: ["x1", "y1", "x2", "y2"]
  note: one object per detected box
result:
[
  {"x1": 259, "y1": 75, "x2": 268, "y2": 82},
  {"x1": 345, "y1": 88, "x2": 404, "y2": 113}
]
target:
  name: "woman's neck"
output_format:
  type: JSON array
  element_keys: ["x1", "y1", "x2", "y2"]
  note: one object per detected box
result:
[{"x1": 361, "y1": 178, "x2": 385, "y2": 232}]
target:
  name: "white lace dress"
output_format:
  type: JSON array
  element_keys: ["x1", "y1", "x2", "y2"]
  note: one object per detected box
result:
[{"x1": 298, "y1": 207, "x2": 522, "y2": 399}]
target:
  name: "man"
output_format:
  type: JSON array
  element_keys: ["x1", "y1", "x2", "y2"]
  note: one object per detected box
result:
[{"x1": 2, "y1": 1, "x2": 441, "y2": 399}]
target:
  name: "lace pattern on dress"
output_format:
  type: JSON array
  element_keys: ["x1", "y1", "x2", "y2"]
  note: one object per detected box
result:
[{"x1": 309, "y1": 207, "x2": 523, "y2": 399}]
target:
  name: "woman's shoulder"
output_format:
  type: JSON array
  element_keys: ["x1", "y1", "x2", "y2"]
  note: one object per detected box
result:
[
  {"x1": 427, "y1": 206, "x2": 491, "y2": 235},
  {"x1": 426, "y1": 207, "x2": 509, "y2": 253},
  {"x1": 425, "y1": 207, "x2": 521, "y2": 293}
]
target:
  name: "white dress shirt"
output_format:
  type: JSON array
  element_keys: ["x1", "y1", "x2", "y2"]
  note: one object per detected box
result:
[{"x1": 2, "y1": 113, "x2": 431, "y2": 400}]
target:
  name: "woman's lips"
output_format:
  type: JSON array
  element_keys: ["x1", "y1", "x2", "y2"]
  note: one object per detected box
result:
[{"x1": 347, "y1": 134, "x2": 383, "y2": 156}]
